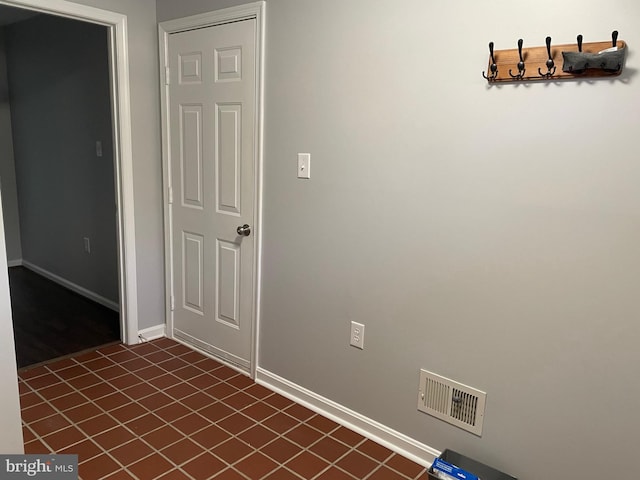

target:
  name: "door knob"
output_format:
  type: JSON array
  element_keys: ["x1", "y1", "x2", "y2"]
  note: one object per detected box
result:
[{"x1": 237, "y1": 224, "x2": 251, "y2": 236}]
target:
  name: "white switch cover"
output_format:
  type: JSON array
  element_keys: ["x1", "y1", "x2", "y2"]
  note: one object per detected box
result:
[
  {"x1": 297, "y1": 153, "x2": 310, "y2": 179},
  {"x1": 96, "y1": 141, "x2": 103, "y2": 157},
  {"x1": 350, "y1": 321, "x2": 365, "y2": 349}
]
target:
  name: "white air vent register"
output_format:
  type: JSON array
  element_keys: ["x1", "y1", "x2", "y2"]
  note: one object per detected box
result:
[{"x1": 417, "y1": 369, "x2": 487, "y2": 436}]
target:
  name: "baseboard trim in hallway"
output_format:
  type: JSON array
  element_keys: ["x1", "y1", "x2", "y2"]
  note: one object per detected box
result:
[{"x1": 256, "y1": 367, "x2": 440, "y2": 469}]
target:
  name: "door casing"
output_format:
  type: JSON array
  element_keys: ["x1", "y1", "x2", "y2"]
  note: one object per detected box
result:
[{"x1": 158, "y1": 1, "x2": 265, "y2": 378}]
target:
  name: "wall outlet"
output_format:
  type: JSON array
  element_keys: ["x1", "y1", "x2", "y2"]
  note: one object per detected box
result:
[
  {"x1": 83, "y1": 237, "x2": 91, "y2": 254},
  {"x1": 350, "y1": 321, "x2": 365, "y2": 349}
]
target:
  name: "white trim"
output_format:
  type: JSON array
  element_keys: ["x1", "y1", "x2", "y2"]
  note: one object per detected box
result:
[
  {"x1": 0, "y1": 0, "x2": 138, "y2": 344},
  {"x1": 158, "y1": 1, "x2": 265, "y2": 377},
  {"x1": 256, "y1": 368, "x2": 440, "y2": 469},
  {"x1": 22, "y1": 261, "x2": 119, "y2": 312},
  {"x1": 138, "y1": 324, "x2": 166, "y2": 342},
  {"x1": 6, "y1": 259, "x2": 22, "y2": 268}
]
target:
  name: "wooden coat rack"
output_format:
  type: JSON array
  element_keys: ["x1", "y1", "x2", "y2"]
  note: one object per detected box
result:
[{"x1": 483, "y1": 31, "x2": 626, "y2": 83}]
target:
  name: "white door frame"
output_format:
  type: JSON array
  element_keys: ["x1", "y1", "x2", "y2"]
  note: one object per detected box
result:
[
  {"x1": 159, "y1": 1, "x2": 265, "y2": 377},
  {"x1": 0, "y1": 0, "x2": 139, "y2": 344}
]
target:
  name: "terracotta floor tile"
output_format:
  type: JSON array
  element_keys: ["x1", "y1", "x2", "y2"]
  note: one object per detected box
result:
[
  {"x1": 385, "y1": 454, "x2": 426, "y2": 478},
  {"x1": 143, "y1": 350, "x2": 175, "y2": 364},
  {"x1": 94, "y1": 392, "x2": 131, "y2": 412},
  {"x1": 284, "y1": 423, "x2": 324, "y2": 448},
  {"x1": 190, "y1": 424, "x2": 232, "y2": 450},
  {"x1": 79, "y1": 454, "x2": 120, "y2": 479},
  {"x1": 226, "y1": 374, "x2": 254, "y2": 390},
  {"x1": 261, "y1": 412, "x2": 298, "y2": 434},
  {"x1": 19, "y1": 391, "x2": 43, "y2": 409},
  {"x1": 316, "y1": 466, "x2": 357, "y2": 480},
  {"x1": 142, "y1": 425, "x2": 183, "y2": 450},
  {"x1": 22, "y1": 426, "x2": 36, "y2": 443},
  {"x1": 306, "y1": 414, "x2": 340, "y2": 434},
  {"x1": 332, "y1": 426, "x2": 366, "y2": 447},
  {"x1": 125, "y1": 413, "x2": 165, "y2": 436},
  {"x1": 194, "y1": 357, "x2": 224, "y2": 373},
  {"x1": 102, "y1": 469, "x2": 136, "y2": 480},
  {"x1": 244, "y1": 383, "x2": 273, "y2": 400},
  {"x1": 241, "y1": 401, "x2": 277, "y2": 422},
  {"x1": 109, "y1": 402, "x2": 148, "y2": 423},
  {"x1": 358, "y1": 438, "x2": 393, "y2": 462},
  {"x1": 164, "y1": 381, "x2": 199, "y2": 400},
  {"x1": 18, "y1": 380, "x2": 31, "y2": 395},
  {"x1": 81, "y1": 381, "x2": 117, "y2": 400},
  {"x1": 237, "y1": 424, "x2": 278, "y2": 449},
  {"x1": 77, "y1": 414, "x2": 119, "y2": 436},
  {"x1": 181, "y1": 391, "x2": 216, "y2": 411},
  {"x1": 187, "y1": 373, "x2": 219, "y2": 390},
  {"x1": 110, "y1": 438, "x2": 154, "y2": 466},
  {"x1": 212, "y1": 467, "x2": 250, "y2": 479},
  {"x1": 199, "y1": 402, "x2": 234, "y2": 423},
  {"x1": 138, "y1": 391, "x2": 174, "y2": 411},
  {"x1": 73, "y1": 350, "x2": 104, "y2": 363},
  {"x1": 370, "y1": 465, "x2": 409, "y2": 479},
  {"x1": 134, "y1": 365, "x2": 166, "y2": 381},
  {"x1": 128, "y1": 453, "x2": 174, "y2": 479},
  {"x1": 166, "y1": 343, "x2": 194, "y2": 356},
  {"x1": 107, "y1": 350, "x2": 140, "y2": 363},
  {"x1": 182, "y1": 451, "x2": 226, "y2": 479},
  {"x1": 63, "y1": 402, "x2": 103, "y2": 424},
  {"x1": 284, "y1": 403, "x2": 316, "y2": 422},
  {"x1": 108, "y1": 373, "x2": 143, "y2": 391},
  {"x1": 96, "y1": 343, "x2": 128, "y2": 355},
  {"x1": 43, "y1": 426, "x2": 86, "y2": 451},
  {"x1": 336, "y1": 450, "x2": 379, "y2": 478},
  {"x1": 55, "y1": 364, "x2": 90, "y2": 381},
  {"x1": 46, "y1": 358, "x2": 77, "y2": 371},
  {"x1": 217, "y1": 412, "x2": 255, "y2": 435},
  {"x1": 49, "y1": 392, "x2": 88, "y2": 411},
  {"x1": 157, "y1": 468, "x2": 192, "y2": 480},
  {"x1": 260, "y1": 437, "x2": 302, "y2": 464},
  {"x1": 121, "y1": 357, "x2": 153, "y2": 372},
  {"x1": 129, "y1": 342, "x2": 161, "y2": 356},
  {"x1": 263, "y1": 393, "x2": 295, "y2": 410},
  {"x1": 19, "y1": 365, "x2": 50, "y2": 380},
  {"x1": 234, "y1": 451, "x2": 278, "y2": 480},
  {"x1": 24, "y1": 439, "x2": 49, "y2": 454},
  {"x1": 97, "y1": 365, "x2": 129, "y2": 380},
  {"x1": 93, "y1": 425, "x2": 136, "y2": 451},
  {"x1": 263, "y1": 467, "x2": 301, "y2": 480},
  {"x1": 82, "y1": 356, "x2": 115, "y2": 372},
  {"x1": 66, "y1": 373, "x2": 102, "y2": 390},
  {"x1": 161, "y1": 437, "x2": 205, "y2": 465},
  {"x1": 121, "y1": 382, "x2": 158, "y2": 401},
  {"x1": 210, "y1": 366, "x2": 238, "y2": 381},
  {"x1": 205, "y1": 382, "x2": 237, "y2": 400},
  {"x1": 309, "y1": 436, "x2": 350, "y2": 463},
  {"x1": 25, "y1": 373, "x2": 61, "y2": 390},
  {"x1": 285, "y1": 450, "x2": 330, "y2": 478},
  {"x1": 173, "y1": 365, "x2": 203, "y2": 380},
  {"x1": 158, "y1": 357, "x2": 189, "y2": 372},
  {"x1": 155, "y1": 402, "x2": 191, "y2": 423},
  {"x1": 146, "y1": 337, "x2": 177, "y2": 349},
  {"x1": 59, "y1": 439, "x2": 102, "y2": 462},
  {"x1": 147, "y1": 373, "x2": 182, "y2": 390},
  {"x1": 30, "y1": 413, "x2": 71, "y2": 437},
  {"x1": 180, "y1": 350, "x2": 206, "y2": 364},
  {"x1": 171, "y1": 412, "x2": 210, "y2": 436},
  {"x1": 211, "y1": 437, "x2": 253, "y2": 464},
  {"x1": 38, "y1": 382, "x2": 73, "y2": 400}
]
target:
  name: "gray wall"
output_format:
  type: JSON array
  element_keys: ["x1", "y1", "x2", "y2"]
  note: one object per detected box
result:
[
  {"x1": 6, "y1": 15, "x2": 118, "y2": 302},
  {"x1": 0, "y1": 28, "x2": 21, "y2": 263},
  {"x1": 69, "y1": 0, "x2": 163, "y2": 329},
  {"x1": 158, "y1": 1, "x2": 640, "y2": 479}
]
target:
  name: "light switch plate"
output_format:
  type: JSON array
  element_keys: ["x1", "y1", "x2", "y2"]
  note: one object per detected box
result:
[{"x1": 297, "y1": 153, "x2": 310, "y2": 179}]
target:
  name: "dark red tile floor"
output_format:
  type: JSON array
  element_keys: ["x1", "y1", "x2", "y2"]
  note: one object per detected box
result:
[{"x1": 19, "y1": 338, "x2": 430, "y2": 479}]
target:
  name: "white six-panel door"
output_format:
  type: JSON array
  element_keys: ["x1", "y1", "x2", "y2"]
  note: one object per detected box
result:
[{"x1": 167, "y1": 19, "x2": 256, "y2": 371}]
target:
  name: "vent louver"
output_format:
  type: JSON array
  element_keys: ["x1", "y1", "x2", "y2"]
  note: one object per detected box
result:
[{"x1": 417, "y1": 369, "x2": 486, "y2": 436}]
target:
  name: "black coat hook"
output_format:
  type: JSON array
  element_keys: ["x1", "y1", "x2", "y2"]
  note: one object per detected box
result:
[
  {"x1": 509, "y1": 39, "x2": 526, "y2": 79},
  {"x1": 577, "y1": 34, "x2": 583, "y2": 52},
  {"x1": 612, "y1": 30, "x2": 619, "y2": 48},
  {"x1": 538, "y1": 36, "x2": 556, "y2": 77},
  {"x1": 482, "y1": 41, "x2": 498, "y2": 81}
]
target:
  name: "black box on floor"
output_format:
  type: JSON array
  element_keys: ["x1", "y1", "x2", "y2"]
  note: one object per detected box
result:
[{"x1": 428, "y1": 449, "x2": 517, "y2": 480}]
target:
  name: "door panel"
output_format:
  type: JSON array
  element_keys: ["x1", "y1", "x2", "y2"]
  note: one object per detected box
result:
[{"x1": 168, "y1": 19, "x2": 256, "y2": 371}]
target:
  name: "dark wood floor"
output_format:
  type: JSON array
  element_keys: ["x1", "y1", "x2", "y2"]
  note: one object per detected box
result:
[{"x1": 8, "y1": 266, "x2": 120, "y2": 368}]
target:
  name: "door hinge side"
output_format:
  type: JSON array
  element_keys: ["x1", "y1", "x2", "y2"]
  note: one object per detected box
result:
[{"x1": 165, "y1": 66, "x2": 170, "y2": 85}]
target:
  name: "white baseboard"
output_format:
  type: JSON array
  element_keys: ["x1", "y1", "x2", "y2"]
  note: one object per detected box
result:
[
  {"x1": 21, "y1": 260, "x2": 120, "y2": 312},
  {"x1": 255, "y1": 368, "x2": 440, "y2": 468},
  {"x1": 7, "y1": 259, "x2": 23, "y2": 267},
  {"x1": 138, "y1": 324, "x2": 166, "y2": 342}
]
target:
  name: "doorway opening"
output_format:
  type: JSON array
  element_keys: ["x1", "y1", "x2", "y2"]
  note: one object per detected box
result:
[{"x1": 0, "y1": 0, "x2": 139, "y2": 367}]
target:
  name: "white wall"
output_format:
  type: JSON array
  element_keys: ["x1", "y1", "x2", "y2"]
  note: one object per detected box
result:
[
  {"x1": 0, "y1": 198, "x2": 23, "y2": 453},
  {"x1": 0, "y1": 28, "x2": 22, "y2": 263},
  {"x1": 157, "y1": 1, "x2": 640, "y2": 479}
]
